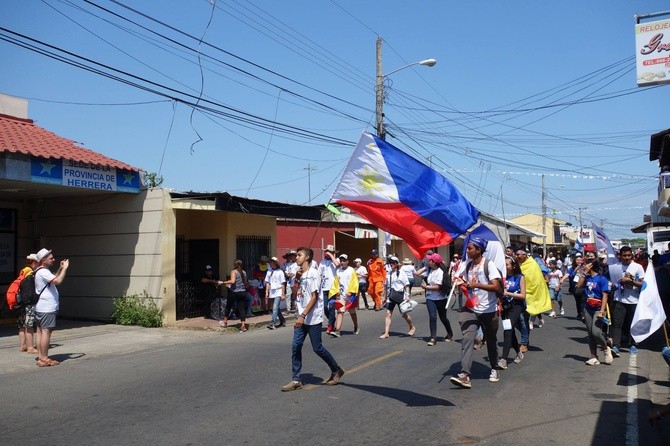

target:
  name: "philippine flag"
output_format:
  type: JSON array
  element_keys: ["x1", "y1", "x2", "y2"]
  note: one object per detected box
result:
[
  {"x1": 332, "y1": 133, "x2": 479, "y2": 258},
  {"x1": 631, "y1": 261, "x2": 667, "y2": 344}
]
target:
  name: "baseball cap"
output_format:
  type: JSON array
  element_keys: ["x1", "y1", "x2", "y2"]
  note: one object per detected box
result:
[
  {"x1": 205, "y1": 265, "x2": 213, "y2": 270},
  {"x1": 427, "y1": 253, "x2": 443, "y2": 263},
  {"x1": 260, "y1": 255, "x2": 269, "y2": 262},
  {"x1": 389, "y1": 256, "x2": 399, "y2": 263},
  {"x1": 338, "y1": 253, "x2": 348, "y2": 260},
  {"x1": 354, "y1": 258, "x2": 362, "y2": 263},
  {"x1": 270, "y1": 256, "x2": 279, "y2": 263},
  {"x1": 26, "y1": 253, "x2": 39, "y2": 262},
  {"x1": 371, "y1": 249, "x2": 378, "y2": 255},
  {"x1": 575, "y1": 252, "x2": 582, "y2": 257}
]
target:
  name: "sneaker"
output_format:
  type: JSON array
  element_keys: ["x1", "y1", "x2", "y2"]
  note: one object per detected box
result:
[
  {"x1": 548, "y1": 310, "x2": 556, "y2": 318},
  {"x1": 489, "y1": 369, "x2": 500, "y2": 382},
  {"x1": 450, "y1": 372, "x2": 472, "y2": 389},
  {"x1": 611, "y1": 346, "x2": 621, "y2": 358},
  {"x1": 474, "y1": 338, "x2": 483, "y2": 350},
  {"x1": 514, "y1": 352, "x2": 525, "y2": 364},
  {"x1": 281, "y1": 381, "x2": 303, "y2": 392},
  {"x1": 354, "y1": 327, "x2": 360, "y2": 335},
  {"x1": 325, "y1": 368, "x2": 345, "y2": 385},
  {"x1": 630, "y1": 346, "x2": 638, "y2": 356},
  {"x1": 445, "y1": 333, "x2": 454, "y2": 342},
  {"x1": 326, "y1": 325, "x2": 333, "y2": 334},
  {"x1": 560, "y1": 308, "x2": 565, "y2": 316},
  {"x1": 497, "y1": 358, "x2": 508, "y2": 370},
  {"x1": 537, "y1": 321, "x2": 543, "y2": 328},
  {"x1": 427, "y1": 339, "x2": 436, "y2": 346},
  {"x1": 604, "y1": 347, "x2": 614, "y2": 364},
  {"x1": 267, "y1": 324, "x2": 276, "y2": 330},
  {"x1": 585, "y1": 357, "x2": 600, "y2": 366},
  {"x1": 330, "y1": 331, "x2": 341, "y2": 338},
  {"x1": 529, "y1": 321, "x2": 534, "y2": 330}
]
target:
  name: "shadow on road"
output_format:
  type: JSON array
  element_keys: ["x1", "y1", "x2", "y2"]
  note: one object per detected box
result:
[{"x1": 341, "y1": 382, "x2": 454, "y2": 407}]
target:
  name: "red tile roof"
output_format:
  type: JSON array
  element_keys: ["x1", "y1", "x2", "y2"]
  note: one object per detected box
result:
[{"x1": 0, "y1": 113, "x2": 140, "y2": 171}]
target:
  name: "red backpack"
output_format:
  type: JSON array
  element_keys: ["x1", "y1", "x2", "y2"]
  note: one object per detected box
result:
[{"x1": 6, "y1": 269, "x2": 30, "y2": 310}]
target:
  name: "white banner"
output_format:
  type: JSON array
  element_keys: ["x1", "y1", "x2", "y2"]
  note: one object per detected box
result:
[{"x1": 635, "y1": 18, "x2": 670, "y2": 86}]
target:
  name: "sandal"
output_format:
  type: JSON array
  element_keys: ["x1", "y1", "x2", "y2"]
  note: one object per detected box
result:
[
  {"x1": 46, "y1": 358, "x2": 60, "y2": 366},
  {"x1": 240, "y1": 327, "x2": 247, "y2": 332},
  {"x1": 36, "y1": 359, "x2": 51, "y2": 367},
  {"x1": 379, "y1": 334, "x2": 389, "y2": 339},
  {"x1": 219, "y1": 320, "x2": 228, "y2": 327}
]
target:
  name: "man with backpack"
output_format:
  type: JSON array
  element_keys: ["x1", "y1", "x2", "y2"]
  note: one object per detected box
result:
[{"x1": 34, "y1": 248, "x2": 69, "y2": 367}]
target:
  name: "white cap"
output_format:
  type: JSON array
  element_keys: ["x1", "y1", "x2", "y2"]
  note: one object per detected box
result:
[
  {"x1": 26, "y1": 253, "x2": 39, "y2": 262},
  {"x1": 354, "y1": 258, "x2": 362, "y2": 263},
  {"x1": 338, "y1": 253, "x2": 348, "y2": 260}
]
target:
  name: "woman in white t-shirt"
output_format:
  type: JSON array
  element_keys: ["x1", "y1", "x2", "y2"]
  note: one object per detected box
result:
[
  {"x1": 420, "y1": 253, "x2": 454, "y2": 346},
  {"x1": 379, "y1": 257, "x2": 415, "y2": 339},
  {"x1": 354, "y1": 258, "x2": 371, "y2": 310}
]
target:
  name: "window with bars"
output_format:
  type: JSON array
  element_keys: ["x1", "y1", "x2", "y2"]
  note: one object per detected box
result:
[{"x1": 236, "y1": 235, "x2": 270, "y2": 277}]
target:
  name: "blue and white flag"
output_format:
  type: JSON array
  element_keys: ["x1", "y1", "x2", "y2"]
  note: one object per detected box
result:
[
  {"x1": 631, "y1": 261, "x2": 667, "y2": 343},
  {"x1": 591, "y1": 222, "x2": 617, "y2": 265}
]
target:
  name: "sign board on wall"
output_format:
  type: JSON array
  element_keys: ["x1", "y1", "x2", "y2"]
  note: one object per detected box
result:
[
  {"x1": 635, "y1": 18, "x2": 670, "y2": 86},
  {"x1": 30, "y1": 157, "x2": 140, "y2": 193}
]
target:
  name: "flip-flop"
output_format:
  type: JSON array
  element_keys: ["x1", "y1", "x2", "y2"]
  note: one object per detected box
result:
[
  {"x1": 379, "y1": 334, "x2": 389, "y2": 339},
  {"x1": 46, "y1": 358, "x2": 60, "y2": 366},
  {"x1": 36, "y1": 359, "x2": 51, "y2": 367},
  {"x1": 26, "y1": 349, "x2": 38, "y2": 354}
]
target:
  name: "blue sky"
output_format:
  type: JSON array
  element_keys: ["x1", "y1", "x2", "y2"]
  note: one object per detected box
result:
[{"x1": 2, "y1": 1, "x2": 670, "y2": 239}]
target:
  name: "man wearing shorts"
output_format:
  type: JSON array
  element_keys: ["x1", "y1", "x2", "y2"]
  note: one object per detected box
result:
[{"x1": 34, "y1": 248, "x2": 69, "y2": 367}]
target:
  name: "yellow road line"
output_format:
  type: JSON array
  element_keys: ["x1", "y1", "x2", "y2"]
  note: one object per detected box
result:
[{"x1": 304, "y1": 350, "x2": 403, "y2": 390}]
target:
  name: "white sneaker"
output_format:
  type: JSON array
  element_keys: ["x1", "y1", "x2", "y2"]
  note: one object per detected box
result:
[
  {"x1": 548, "y1": 310, "x2": 556, "y2": 318},
  {"x1": 497, "y1": 358, "x2": 508, "y2": 370},
  {"x1": 604, "y1": 347, "x2": 614, "y2": 364},
  {"x1": 514, "y1": 352, "x2": 525, "y2": 364},
  {"x1": 489, "y1": 369, "x2": 500, "y2": 382},
  {"x1": 585, "y1": 357, "x2": 600, "y2": 366},
  {"x1": 529, "y1": 321, "x2": 534, "y2": 330},
  {"x1": 560, "y1": 308, "x2": 565, "y2": 316}
]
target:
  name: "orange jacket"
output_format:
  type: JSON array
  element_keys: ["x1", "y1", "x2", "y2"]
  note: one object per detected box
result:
[{"x1": 367, "y1": 257, "x2": 386, "y2": 283}]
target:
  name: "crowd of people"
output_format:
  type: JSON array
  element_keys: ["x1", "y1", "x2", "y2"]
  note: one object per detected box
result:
[{"x1": 259, "y1": 241, "x2": 656, "y2": 391}]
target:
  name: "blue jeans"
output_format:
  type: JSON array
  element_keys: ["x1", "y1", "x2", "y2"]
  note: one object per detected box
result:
[
  {"x1": 271, "y1": 297, "x2": 286, "y2": 326},
  {"x1": 291, "y1": 323, "x2": 340, "y2": 381},
  {"x1": 517, "y1": 310, "x2": 530, "y2": 346},
  {"x1": 327, "y1": 299, "x2": 337, "y2": 327},
  {"x1": 425, "y1": 298, "x2": 453, "y2": 339}
]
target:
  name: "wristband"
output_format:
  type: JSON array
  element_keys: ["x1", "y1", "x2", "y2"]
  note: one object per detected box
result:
[{"x1": 300, "y1": 313, "x2": 308, "y2": 318}]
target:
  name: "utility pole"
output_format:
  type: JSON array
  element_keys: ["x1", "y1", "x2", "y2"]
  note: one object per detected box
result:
[
  {"x1": 375, "y1": 37, "x2": 386, "y2": 256},
  {"x1": 303, "y1": 163, "x2": 317, "y2": 204},
  {"x1": 578, "y1": 207, "x2": 587, "y2": 250},
  {"x1": 542, "y1": 174, "x2": 547, "y2": 257}
]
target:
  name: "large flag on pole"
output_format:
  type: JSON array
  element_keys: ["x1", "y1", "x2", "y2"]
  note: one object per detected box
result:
[
  {"x1": 592, "y1": 221, "x2": 617, "y2": 265},
  {"x1": 331, "y1": 132, "x2": 479, "y2": 257},
  {"x1": 631, "y1": 261, "x2": 666, "y2": 343}
]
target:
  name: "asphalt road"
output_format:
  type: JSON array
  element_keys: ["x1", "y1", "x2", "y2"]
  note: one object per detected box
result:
[{"x1": 1, "y1": 299, "x2": 668, "y2": 445}]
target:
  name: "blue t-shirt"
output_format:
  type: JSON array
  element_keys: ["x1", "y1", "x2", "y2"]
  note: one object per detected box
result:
[
  {"x1": 584, "y1": 274, "x2": 610, "y2": 312},
  {"x1": 504, "y1": 274, "x2": 527, "y2": 308}
]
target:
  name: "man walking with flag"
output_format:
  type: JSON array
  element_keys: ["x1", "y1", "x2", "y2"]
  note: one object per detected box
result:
[
  {"x1": 608, "y1": 246, "x2": 645, "y2": 357},
  {"x1": 631, "y1": 260, "x2": 667, "y2": 345}
]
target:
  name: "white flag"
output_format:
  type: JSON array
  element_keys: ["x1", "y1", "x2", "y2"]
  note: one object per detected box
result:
[{"x1": 631, "y1": 261, "x2": 666, "y2": 343}]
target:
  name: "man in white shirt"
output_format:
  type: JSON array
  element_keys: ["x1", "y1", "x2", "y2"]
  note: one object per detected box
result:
[
  {"x1": 265, "y1": 257, "x2": 287, "y2": 330},
  {"x1": 34, "y1": 248, "x2": 69, "y2": 367},
  {"x1": 281, "y1": 247, "x2": 344, "y2": 392},
  {"x1": 450, "y1": 237, "x2": 503, "y2": 388},
  {"x1": 318, "y1": 245, "x2": 340, "y2": 333},
  {"x1": 608, "y1": 246, "x2": 645, "y2": 357}
]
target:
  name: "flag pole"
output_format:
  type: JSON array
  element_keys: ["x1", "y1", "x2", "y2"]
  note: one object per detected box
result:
[{"x1": 444, "y1": 283, "x2": 456, "y2": 310}]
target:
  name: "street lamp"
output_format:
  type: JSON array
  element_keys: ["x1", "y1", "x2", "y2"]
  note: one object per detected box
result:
[
  {"x1": 376, "y1": 37, "x2": 436, "y2": 142},
  {"x1": 374, "y1": 36, "x2": 436, "y2": 255}
]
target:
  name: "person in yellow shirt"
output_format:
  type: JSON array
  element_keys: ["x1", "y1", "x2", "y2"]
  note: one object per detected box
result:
[{"x1": 17, "y1": 253, "x2": 39, "y2": 354}]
